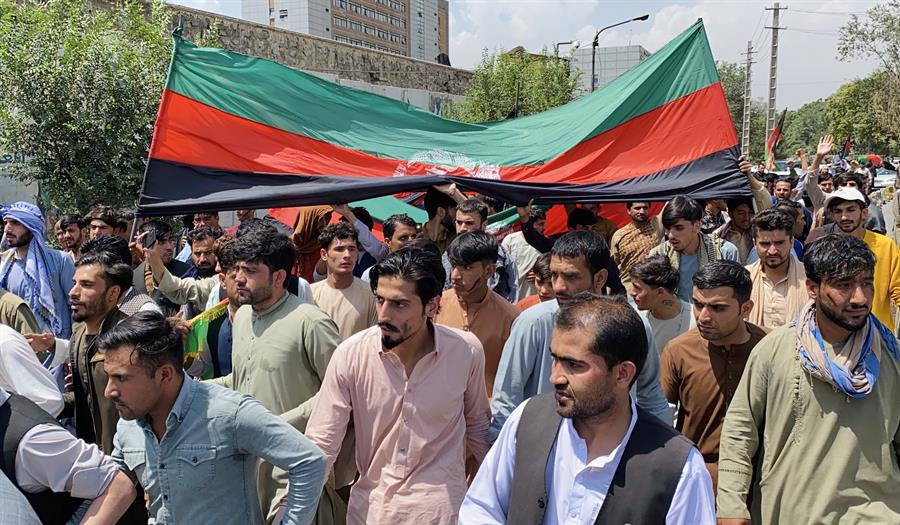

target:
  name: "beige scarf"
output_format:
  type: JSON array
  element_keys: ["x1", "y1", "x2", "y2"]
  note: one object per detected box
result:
[
  {"x1": 747, "y1": 255, "x2": 807, "y2": 327},
  {"x1": 657, "y1": 233, "x2": 723, "y2": 270}
]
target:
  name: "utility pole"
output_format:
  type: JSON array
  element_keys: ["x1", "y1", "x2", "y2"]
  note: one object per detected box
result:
[
  {"x1": 740, "y1": 41, "x2": 755, "y2": 157},
  {"x1": 764, "y1": 2, "x2": 786, "y2": 144}
]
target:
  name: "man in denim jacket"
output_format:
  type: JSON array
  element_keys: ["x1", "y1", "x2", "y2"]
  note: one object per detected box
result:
[{"x1": 104, "y1": 311, "x2": 327, "y2": 525}]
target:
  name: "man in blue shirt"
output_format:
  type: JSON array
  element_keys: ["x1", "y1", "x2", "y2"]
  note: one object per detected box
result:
[
  {"x1": 0, "y1": 202, "x2": 74, "y2": 338},
  {"x1": 103, "y1": 311, "x2": 327, "y2": 525}
]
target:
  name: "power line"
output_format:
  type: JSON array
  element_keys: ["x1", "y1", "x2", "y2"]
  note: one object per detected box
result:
[
  {"x1": 748, "y1": 9, "x2": 767, "y2": 49},
  {"x1": 790, "y1": 9, "x2": 867, "y2": 16},
  {"x1": 784, "y1": 28, "x2": 841, "y2": 36}
]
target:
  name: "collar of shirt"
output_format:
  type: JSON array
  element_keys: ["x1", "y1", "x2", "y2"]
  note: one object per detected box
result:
[
  {"x1": 137, "y1": 374, "x2": 195, "y2": 431},
  {"x1": 0, "y1": 387, "x2": 9, "y2": 405},
  {"x1": 560, "y1": 397, "x2": 638, "y2": 472},
  {"x1": 455, "y1": 288, "x2": 491, "y2": 310},
  {"x1": 251, "y1": 290, "x2": 290, "y2": 319}
]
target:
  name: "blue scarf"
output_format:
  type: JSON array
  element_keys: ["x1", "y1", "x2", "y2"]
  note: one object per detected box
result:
[
  {"x1": 0, "y1": 202, "x2": 62, "y2": 336},
  {"x1": 796, "y1": 300, "x2": 899, "y2": 398}
]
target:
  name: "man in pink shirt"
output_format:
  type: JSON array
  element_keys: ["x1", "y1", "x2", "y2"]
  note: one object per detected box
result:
[{"x1": 305, "y1": 246, "x2": 491, "y2": 524}]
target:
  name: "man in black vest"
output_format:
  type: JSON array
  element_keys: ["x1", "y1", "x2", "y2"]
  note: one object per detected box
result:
[
  {"x1": 0, "y1": 386, "x2": 135, "y2": 524},
  {"x1": 459, "y1": 292, "x2": 715, "y2": 525}
]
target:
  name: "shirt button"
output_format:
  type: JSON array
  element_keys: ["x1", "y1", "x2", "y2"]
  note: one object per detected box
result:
[{"x1": 160, "y1": 464, "x2": 165, "y2": 469}]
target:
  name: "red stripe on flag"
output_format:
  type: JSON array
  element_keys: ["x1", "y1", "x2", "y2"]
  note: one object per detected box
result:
[{"x1": 150, "y1": 84, "x2": 736, "y2": 184}]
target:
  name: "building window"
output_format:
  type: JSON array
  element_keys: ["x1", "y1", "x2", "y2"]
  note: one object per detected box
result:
[{"x1": 279, "y1": 8, "x2": 288, "y2": 18}]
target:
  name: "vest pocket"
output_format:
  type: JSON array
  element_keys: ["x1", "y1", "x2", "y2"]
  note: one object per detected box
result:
[{"x1": 175, "y1": 445, "x2": 217, "y2": 490}]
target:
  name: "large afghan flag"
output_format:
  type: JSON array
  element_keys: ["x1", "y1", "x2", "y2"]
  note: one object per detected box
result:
[{"x1": 138, "y1": 20, "x2": 748, "y2": 216}]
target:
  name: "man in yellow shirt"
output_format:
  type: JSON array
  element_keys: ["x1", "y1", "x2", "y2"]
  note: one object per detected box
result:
[{"x1": 806, "y1": 187, "x2": 900, "y2": 328}]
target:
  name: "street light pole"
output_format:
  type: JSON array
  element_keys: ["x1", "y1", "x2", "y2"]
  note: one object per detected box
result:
[{"x1": 590, "y1": 14, "x2": 650, "y2": 92}]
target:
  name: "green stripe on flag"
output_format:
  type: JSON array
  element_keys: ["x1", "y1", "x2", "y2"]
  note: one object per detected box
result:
[{"x1": 166, "y1": 20, "x2": 717, "y2": 166}]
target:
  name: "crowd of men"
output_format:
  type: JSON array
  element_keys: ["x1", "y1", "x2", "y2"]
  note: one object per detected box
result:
[{"x1": 2, "y1": 135, "x2": 900, "y2": 524}]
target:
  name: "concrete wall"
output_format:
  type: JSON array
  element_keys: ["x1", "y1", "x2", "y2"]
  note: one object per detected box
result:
[{"x1": 168, "y1": 2, "x2": 472, "y2": 96}]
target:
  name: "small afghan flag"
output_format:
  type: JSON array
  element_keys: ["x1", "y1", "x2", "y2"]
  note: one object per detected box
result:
[
  {"x1": 766, "y1": 109, "x2": 787, "y2": 162},
  {"x1": 839, "y1": 135, "x2": 854, "y2": 160},
  {"x1": 184, "y1": 299, "x2": 229, "y2": 380}
]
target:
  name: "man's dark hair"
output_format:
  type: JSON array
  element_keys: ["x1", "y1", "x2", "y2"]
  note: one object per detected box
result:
[
  {"x1": 551, "y1": 231, "x2": 610, "y2": 277},
  {"x1": 751, "y1": 208, "x2": 795, "y2": 238},
  {"x1": 383, "y1": 214, "x2": 418, "y2": 240},
  {"x1": 97, "y1": 311, "x2": 183, "y2": 376},
  {"x1": 230, "y1": 232, "x2": 296, "y2": 275},
  {"x1": 530, "y1": 208, "x2": 547, "y2": 222},
  {"x1": 398, "y1": 238, "x2": 441, "y2": 257},
  {"x1": 804, "y1": 234, "x2": 875, "y2": 285},
  {"x1": 369, "y1": 247, "x2": 446, "y2": 305},
  {"x1": 456, "y1": 198, "x2": 489, "y2": 223},
  {"x1": 318, "y1": 222, "x2": 358, "y2": 250},
  {"x1": 59, "y1": 214, "x2": 86, "y2": 230},
  {"x1": 692, "y1": 260, "x2": 753, "y2": 304},
  {"x1": 567, "y1": 207, "x2": 597, "y2": 230},
  {"x1": 531, "y1": 252, "x2": 552, "y2": 282},
  {"x1": 423, "y1": 188, "x2": 457, "y2": 220},
  {"x1": 74, "y1": 252, "x2": 132, "y2": 297},
  {"x1": 661, "y1": 195, "x2": 703, "y2": 229},
  {"x1": 625, "y1": 201, "x2": 650, "y2": 210},
  {"x1": 555, "y1": 292, "x2": 647, "y2": 386},
  {"x1": 218, "y1": 239, "x2": 239, "y2": 272},
  {"x1": 236, "y1": 217, "x2": 278, "y2": 238},
  {"x1": 116, "y1": 211, "x2": 133, "y2": 232},
  {"x1": 187, "y1": 226, "x2": 223, "y2": 246},
  {"x1": 773, "y1": 199, "x2": 801, "y2": 221},
  {"x1": 834, "y1": 172, "x2": 865, "y2": 189},
  {"x1": 818, "y1": 173, "x2": 833, "y2": 184},
  {"x1": 86, "y1": 206, "x2": 119, "y2": 228},
  {"x1": 447, "y1": 231, "x2": 499, "y2": 266},
  {"x1": 138, "y1": 220, "x2": 173, "y2": 241},
  {"x1": 725, "y1": 197, "x2": 754, "y2": 214},
  {"x1": 628, "y1": 254, "x2": 679, "y2": 294},
  {"x1": 79, "y1": 234, "x2": 132, "y2": 267}
]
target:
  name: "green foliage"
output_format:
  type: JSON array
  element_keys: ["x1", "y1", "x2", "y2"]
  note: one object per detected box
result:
[
  {"x1": 826, "y1": 73, "x2": 898, "y2": 153},
  {"x1": 837, "y1": 0, "x2": 900, "y2": 152},
  {"x1": 781, "y1": 99, "x2": 829, "y2": 154},
  {"x1": 447, "y1": 48, "x2": 581, "y2": 123},
  {"x1": 716, "y1": 61, "x2": 745, "y2": 136},
  {"x1": 0, "y1": 0, "x2": 218, "y2": 214}
]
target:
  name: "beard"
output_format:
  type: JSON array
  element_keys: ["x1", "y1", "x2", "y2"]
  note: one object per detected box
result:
[
  {"x1": 555, "y1": 383, "x2": 615, "y2": 420},
  {"x1": 235, "y1": 283, "x2": 273, "y2": 306},
  {"x1": 819, "y1": 297, "x2": 869, "y2": 331},
  {"x1": 8, "y1": 230, "x2": 32, "y2": 248},
  {"x1": 763, "y1": 253, "x2": 788, "y2": 270},
  {"x1": 195, "y1": 263, "x2": 216, "y2": 278},
  {"x1": 71, "y1": 298, "x2": 105, "y2": 322}
]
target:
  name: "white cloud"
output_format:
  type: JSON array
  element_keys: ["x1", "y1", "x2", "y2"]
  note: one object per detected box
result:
[{"x1": 449, "y1": 0, "x2": 884, "y2": 108}]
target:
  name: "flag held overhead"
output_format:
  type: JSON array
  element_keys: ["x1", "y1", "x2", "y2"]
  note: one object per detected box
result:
[{"x1": 138, "y1": 19, "x2": 749, "y2": 216}]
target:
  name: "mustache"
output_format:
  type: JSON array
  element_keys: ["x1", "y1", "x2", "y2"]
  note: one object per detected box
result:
[{"x1": 378, "y1": 322, "x2": 399, "y2": 332}]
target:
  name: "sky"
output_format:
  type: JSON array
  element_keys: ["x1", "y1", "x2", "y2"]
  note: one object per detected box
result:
[{"x1": 171, "y1": 0, "x2": 885, "y2": 109}]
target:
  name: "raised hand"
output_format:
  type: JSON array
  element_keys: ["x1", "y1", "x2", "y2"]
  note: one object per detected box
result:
[{"x1": 816, "y1": 135, "x2": 834, "y2": 157}]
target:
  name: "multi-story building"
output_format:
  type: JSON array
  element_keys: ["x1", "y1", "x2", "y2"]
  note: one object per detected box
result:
[
  {"x1": 241, "y1": 0, "x2": 447, "y2": 62},
  {"x1": 570, "y1": 44, "x2": 650, "y2": 94}
]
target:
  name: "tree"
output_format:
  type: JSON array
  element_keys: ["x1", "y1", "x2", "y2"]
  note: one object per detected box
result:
[
  {"x1": 781, "y1": 99, "x2": 829, "y2": 154},
  {"x1": 447, "y1": 47, "x2": 581, "y2": 123},
  {"x1": 716, "y1": 61, "x2": 745, "y2": 136},
  {"x1": 837, "y1": 0, "x2": 900, "y2": 150},
  {"x1": 0, "y1": 0, "x2": 218, "y2": 214},
  {"x1": 826, "y1": 74, "x2": 897, "y2": 153}
]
